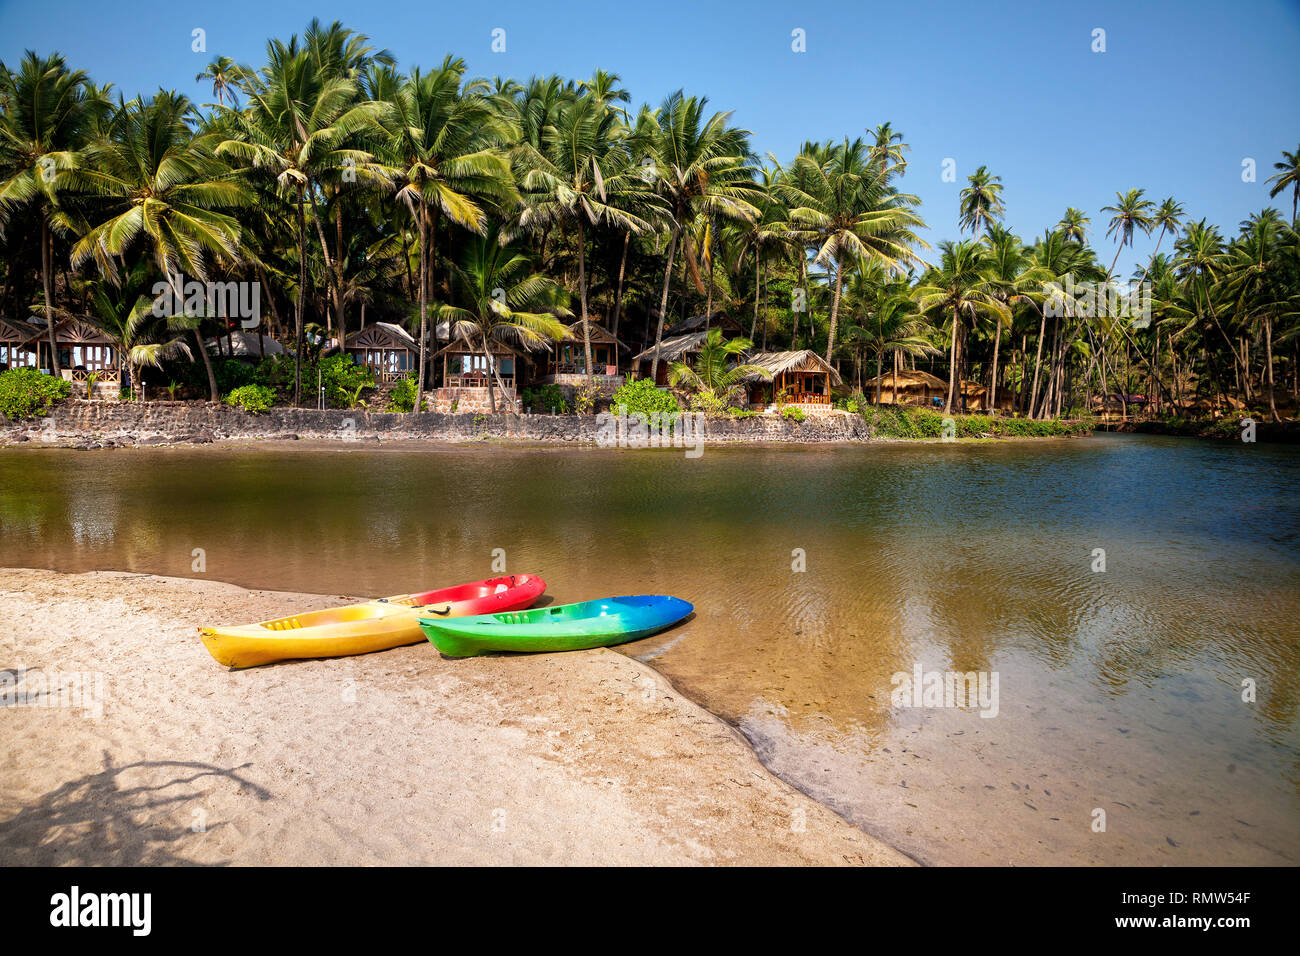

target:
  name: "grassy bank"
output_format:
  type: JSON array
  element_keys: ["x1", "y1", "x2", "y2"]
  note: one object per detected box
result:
[{"x1": 855, "y1": 405, "x2": 1093, "y2": 440}]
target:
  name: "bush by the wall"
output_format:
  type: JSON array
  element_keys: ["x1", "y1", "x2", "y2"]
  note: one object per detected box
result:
[
  {"x1": 0, "y1": 368, "x2": 72, "y2": 421},
  {"x1": 224, "y1": 384, "x2": 276, "y2": 415},
  {"x1": 611, "y1": 378, "x2": 679, "y2": 417}
]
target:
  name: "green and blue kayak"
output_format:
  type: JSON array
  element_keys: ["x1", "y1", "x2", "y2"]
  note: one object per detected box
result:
[{"x1": 418, "y1": 594, "x2": 693, "y2": 658}]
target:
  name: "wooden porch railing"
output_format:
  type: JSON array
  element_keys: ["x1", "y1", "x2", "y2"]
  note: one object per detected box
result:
[{"x1": 446, "y1": 373, "x2": 514, "y2": 389}]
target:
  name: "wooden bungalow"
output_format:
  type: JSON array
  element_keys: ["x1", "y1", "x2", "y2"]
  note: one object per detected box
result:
[
  {"x1": 0, "y1": 317, "x2": 45, "y2": 371},
  {"x1": 0, "y1": 316, "x2": 122, "y2": 397},
  {"x1": 342, "y1": 322, "x2": 417, "y2": 382},
  {"x1": 743, "y1": 351, "x2": 843, "y2": 414},
  {"x1": 538, "y1": 319, "x2": 627, "y2": 386},
  {"x1": 429, "y1": 335, "x2": 536, "y2": 413}
]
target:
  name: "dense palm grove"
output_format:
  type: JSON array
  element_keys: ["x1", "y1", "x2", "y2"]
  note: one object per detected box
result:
[{"x1": 1, "y1": 20, "x2": 1297, "y2": 420}]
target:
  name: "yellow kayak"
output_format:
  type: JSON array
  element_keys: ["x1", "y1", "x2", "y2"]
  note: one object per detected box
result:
[{"x1": 198, "y1": 574, "x2": 547, "y2": 668}]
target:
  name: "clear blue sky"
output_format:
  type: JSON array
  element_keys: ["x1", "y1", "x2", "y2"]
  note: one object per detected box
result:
[{"x1": 3, "y1": 0, "x2": 1298, "y2": 273}]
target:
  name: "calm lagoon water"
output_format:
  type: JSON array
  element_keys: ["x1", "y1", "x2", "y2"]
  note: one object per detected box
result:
[{"x1": 2, "y1": 432, "x2": 1297, "y2": 864}]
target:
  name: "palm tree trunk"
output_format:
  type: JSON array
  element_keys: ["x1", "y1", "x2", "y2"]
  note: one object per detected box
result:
[
  {"x1": 577, "y1": 219, "x2": 594, "y2": 385},
  {"x1": 649, "y1": 225, "x2": 680, "y2": 384},
  {"x1": 1265, "y1": 314, "x2": 1279, "y2": 422},
  {"x1": 1029, "y1": 305, "x2": 1047, "y2": 418},
  {"x1": 824, "y1": 256, "x2": 845, "y2": 364},
  {"x1": 793, "y1": 256, "x2": 808, "y2": 349},
  {"x1": 481, "y1": 334, "x2": 498, "y2": 414},
  {"x1": 874, "y1": 350, "x2": 883, "y2": 405},
  {"x1": 414, "y1": 208, "x2": 429, "y2": 414},
  {"x1": 989, "y1": 321, "x2": 1002, "y2": 414},
  {"x1": 192, "y1": 327, "x2": 219, "y2": 402},
  {"x1": 294, "y1": 187, "x2": 307, "y2": 406},
  {"x1": 41, "y1": 216, "x2": 60, "y2": 375},
  {"x1": 611, "y1": 229, "x2": 630, "y2": 339},
  {"x1": 944, "y1": 306, "x2": 960, "y2": 415}
]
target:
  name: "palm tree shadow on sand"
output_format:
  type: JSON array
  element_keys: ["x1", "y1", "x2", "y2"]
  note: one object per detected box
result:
[{"x1": 0, "y1": 750, "x2": 272, "y2": 866}]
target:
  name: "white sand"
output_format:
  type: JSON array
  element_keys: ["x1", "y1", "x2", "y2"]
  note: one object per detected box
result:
[{"x1": 0, "y1": 568, "x2": 913, "y2": 866}]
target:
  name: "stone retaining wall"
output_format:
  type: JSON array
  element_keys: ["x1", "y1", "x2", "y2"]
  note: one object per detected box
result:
[{"x1": 2, "y1": 400, "x2": 872, "y2": 447}]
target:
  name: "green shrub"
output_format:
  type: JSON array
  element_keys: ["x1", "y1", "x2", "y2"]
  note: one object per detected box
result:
[
  {"x1": 388, "y1": 374, "x2": 418, "y2": 412},
  {"x1": 958, "y1": 414, "x2": 994, "y2": 437},
  {"x1": 727, "y1": 407, "x2": 759, "y2": 419},
  {"x1": 907, "y1": 408, "x2": 947, "y2": 437},
  {"x1": 0, "y1": 368, "x2": 72, "y2": 421},
  {"x1": 781, "y1": 405, "x2": 806, "y2": 422},
  {"x1": 611, "y1": 378, "x2": 679, "y2": 417},
  {"x1": 522, "y1": 383, "x2": 568, "y2": 414},
  {"x1": 855, "y1": 402, "x2": 1090, "y2": 439},
  {"x1": 224, "y1": 384, "x2": 276, "y2": 415}
]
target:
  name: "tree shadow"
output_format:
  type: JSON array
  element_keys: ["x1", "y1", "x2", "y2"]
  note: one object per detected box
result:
[{"x1": 0, "y1": 750, "x2": 273, "y2": 866}]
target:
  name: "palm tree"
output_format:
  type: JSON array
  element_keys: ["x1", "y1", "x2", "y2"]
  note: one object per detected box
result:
[
  {"x1": 1223, "y1": 211, "x2": 1286, "y2": 419},
  {"x1": 1173, "y1": 219, "x2": 1238, "y2": 402},
  {"x1": 783, "y1": 136, "x2": 926, "y2": 363},
  {"x1": 0, "y1": 52, "x2": 107, "y2": 374},
  {"x1": 1026, "y1": 229, "x2": 1096, "y2": 418},
  {"x1": 867, "y1": 122, "x2": 908, "y2": 173},
  {"x1": 216, "y1": 40, "x2": 387, "y2": 404},
  {"x1": 85, "y1": 262, "x2": 192, "y2": 399},
  {"x1": 983, "y1": 226, "x2": 1048, "y2": 412},
  {"x1": 1140, "y1": 197, "x2": 1186, "y2": 285},
  {"x1": 839, "y1": 271, "x2": 935, "y2": 402},
  {"x1": 385, "y1": 57, "x2": 516, "y2": 412},
  {"x1": 1101, "y1": 188, "x2": 1155, "y2": 277},
  {"x1": 1057, "y1": 208, "x2": 1090, "y2": 244},
  {"x1": 514, "y1": 92, "x2": 654, "y2": 384},
  {"x1": 70, "y1": 91, "x2": 251, "y2": 400},
  {"x1": 1266, "y1": 145, "x2": 1299, "y2": 223},
  {"x1": 959, "y1": 165, "x2": 1004, "y2": 238},
  {"x1": 667, "y1": 328, "x2": 769, "y2": 411},
  {"x1": 916, "y1": 240, "x2": 1010, "y2": 414},
  {"x1": 195, "y1": 56, "x2": 240, "y2": 108},
  {"x1": 435, "y1": 231, "x2": 570, "y2": 413},
  {"x1": 645, "y1": 91, "x2": 758, "y2": 382}
]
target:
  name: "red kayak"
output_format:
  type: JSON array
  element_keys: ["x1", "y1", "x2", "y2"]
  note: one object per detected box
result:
[{"x1": 198, "y1": 573, "x2": 547, "y2": 667}]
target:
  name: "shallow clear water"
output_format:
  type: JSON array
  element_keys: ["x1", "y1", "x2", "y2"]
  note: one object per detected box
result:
[{"x1": 2, "y1": 433, "x2": 1297, "y2": 864}]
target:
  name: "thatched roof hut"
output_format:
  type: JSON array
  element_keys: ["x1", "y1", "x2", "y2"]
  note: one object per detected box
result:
[
  {"x1": 207, "y1": 330, "x2": 285, "y2": 360},
  {"x1": 743, "y1": 350, "x2": 842, "y2": 410},
  {"x1": 631, "y1": 332, "x2": 709, "y2": 385},
  {"x1": 664, "y1": 311, "x2": 744, "y2": 337},
  {"x1": 863, "y1": 369, "x2": 948, "y2": 406},
  {"x1": 863, "y1": 369, "x2": 1012, "y2": 411}
]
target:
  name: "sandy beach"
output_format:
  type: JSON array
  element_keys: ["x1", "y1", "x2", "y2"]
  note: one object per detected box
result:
[{"x1": 0, "y1": 568, "x2": 912, "y2": 866}]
